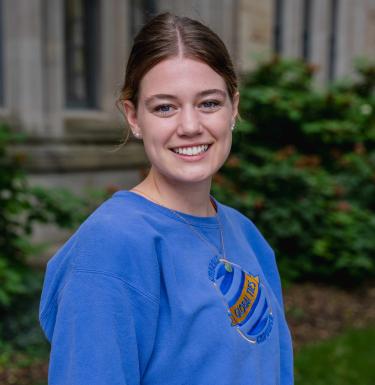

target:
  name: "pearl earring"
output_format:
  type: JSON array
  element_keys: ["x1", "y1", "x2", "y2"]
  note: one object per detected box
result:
[{"x1": 231, "y1": 123, "x2": 235, "y2": 131}]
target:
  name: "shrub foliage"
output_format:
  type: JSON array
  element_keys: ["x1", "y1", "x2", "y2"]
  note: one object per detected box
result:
[
  {"x1": 213, "y1": 57, "x2": 375, "y2": 283},
  {"x1": 0, "y1": 125, "x2": 90, "y2": 347}
]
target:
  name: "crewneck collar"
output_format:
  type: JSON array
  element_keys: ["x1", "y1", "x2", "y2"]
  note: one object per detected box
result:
[{"x1": 112, "y1": 190, "x2": 222, "y2": 228}]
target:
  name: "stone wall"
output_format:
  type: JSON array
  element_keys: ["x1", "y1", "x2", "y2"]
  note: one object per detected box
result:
[{"x1": 0, "y1": 0, "x2": 374, "y2": 253}]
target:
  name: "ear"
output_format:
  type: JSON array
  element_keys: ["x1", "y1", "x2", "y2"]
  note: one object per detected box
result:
[
  {"x1": 231, "y1": 91, "x2": 240, "y2": 124},
  {"x1": 123, "y1": 100, "x2": 142, "y2": 138}
]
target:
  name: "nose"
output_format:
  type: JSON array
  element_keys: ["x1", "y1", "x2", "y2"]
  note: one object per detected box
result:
[{"x1": 177, "y1": 105, "x2": 202, "y2": 136}]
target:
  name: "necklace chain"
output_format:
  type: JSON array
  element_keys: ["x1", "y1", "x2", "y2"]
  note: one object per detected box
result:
[{"x1": 130, "y1": 188, "x2": 226, "y2": 259}]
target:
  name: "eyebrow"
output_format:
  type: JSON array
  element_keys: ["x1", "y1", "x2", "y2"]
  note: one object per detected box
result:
[{"x1": 144, "y1": 89, "x2": 227, "y2": 106}]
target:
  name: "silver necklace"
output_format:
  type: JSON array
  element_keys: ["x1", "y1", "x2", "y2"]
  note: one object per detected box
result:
[{"x1": 130, "y1": 188, "x2": 227, "y2": 261}]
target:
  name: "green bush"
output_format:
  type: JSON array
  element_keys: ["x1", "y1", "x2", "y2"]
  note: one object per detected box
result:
[
  {"x1": 0, "y1": 124, "x2": 101, "y2": 349},
  {"x1": 213, "y1": 57, "x2": 375, "y2": 284}
]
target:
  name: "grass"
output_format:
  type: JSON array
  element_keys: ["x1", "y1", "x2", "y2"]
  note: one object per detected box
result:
[{"x1": 294, "y1": 326, "x2": 375, "y2": 385}]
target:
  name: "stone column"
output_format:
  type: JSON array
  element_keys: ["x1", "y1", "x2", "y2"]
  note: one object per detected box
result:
[
  {"x1": 43, "y1": 0, "x2": 64, "y2": 137},
  {"x1": 237, "y1": 0, "x2": 273, "y2": 73},
  {"x1": 310, "y1": 0, "x2": 331, "y2": 86},
  {"x1": 363, "y1": 0, "x2": 375, "y2": 60},
  {"x1": 4, "y1": 0, "x2": 46, "y2": 135},
  {"x1": 100, "y1": 0, "x2": 129, "y2": 114},
  {"x1": 282, "y1": 0, "x2": 303, "y2": 58}
]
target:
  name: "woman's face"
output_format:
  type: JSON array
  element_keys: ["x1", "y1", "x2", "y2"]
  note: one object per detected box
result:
[{"x1": 124, "y1": 57, "x2": 239, "y2": 187}]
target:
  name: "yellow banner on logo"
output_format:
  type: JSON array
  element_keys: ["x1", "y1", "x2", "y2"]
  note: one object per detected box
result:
[{"x1": 229, "y1": 274, "x2": 259, "y2": 326}]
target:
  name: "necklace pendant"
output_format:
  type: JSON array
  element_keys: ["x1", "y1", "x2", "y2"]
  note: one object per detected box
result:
[{"x1": 224, "y1": 262, "x2": 233, "y2": 272}]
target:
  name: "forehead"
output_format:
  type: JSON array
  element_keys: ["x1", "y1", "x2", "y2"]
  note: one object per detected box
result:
[{"x1": 138, "y1": 57, "x2": 228, "y2": 98}]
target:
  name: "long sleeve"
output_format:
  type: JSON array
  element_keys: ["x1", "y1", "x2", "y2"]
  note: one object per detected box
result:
[{"x1": 47, "y1": 269, "x2": 159, "y2": 385}]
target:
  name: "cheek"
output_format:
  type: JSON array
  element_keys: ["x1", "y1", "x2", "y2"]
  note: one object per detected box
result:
[
  {"x1": 138, "y1": 120, "x2": 171, "y2": 158},
  {"x1": 205, "y1": 107, "x2": 232, "y2": 126},
  {"x1": 137, "y1": 107, "x2": 170, "y2": 131},
  {"x1": 206, "y1": 113, "x2": 232, "y2": 139}
]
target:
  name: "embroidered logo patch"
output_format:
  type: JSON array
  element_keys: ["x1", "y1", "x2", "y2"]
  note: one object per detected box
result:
[{"x1": 208, "y1": 255, "x2": 273, "y2": 344}]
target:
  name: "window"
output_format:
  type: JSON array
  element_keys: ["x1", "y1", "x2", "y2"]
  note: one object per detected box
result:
[
  {"x1": 273, "y1": 0, "x2": 284, "y2": 54},
  {"x1": 328, "y1": 0, "x2": 339, "y2": 81},
  {"x1": 301, "y1": 0, "x2": 312, "y2": 61},
  {"x1": 0, "y1": 0, "x2": 4, "y2": 106},
  {"x1": 142, "y1": 0, "x2": 157, "y2": 21},
  {"x1": 129, "y1": 0, "x2": 158, "y2": 38},
  {"x1": 65, "y1": 0, "x2": 99, "y2": 108}
]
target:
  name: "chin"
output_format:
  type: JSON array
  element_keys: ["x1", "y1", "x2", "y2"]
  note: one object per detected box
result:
[
  {"x1": 173, "y1": 175, "x2": 213, "y2": 185},
  {"x1": 161, "y1": 170, "x2": 214, "y2": 186}
]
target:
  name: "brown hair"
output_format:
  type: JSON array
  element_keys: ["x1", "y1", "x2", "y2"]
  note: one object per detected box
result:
[{"x1": 116, "y1": 12, "x2": 238, "y2": 146}]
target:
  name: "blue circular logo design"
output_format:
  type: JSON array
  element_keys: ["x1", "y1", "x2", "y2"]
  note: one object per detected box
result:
[{"x1": 208, "y1": 256, "x2": 273, "y2": 344}]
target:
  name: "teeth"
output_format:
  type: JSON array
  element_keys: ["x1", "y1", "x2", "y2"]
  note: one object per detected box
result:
[{"x1": 173, "y1": 144, "x2": 209, "y2": 156}]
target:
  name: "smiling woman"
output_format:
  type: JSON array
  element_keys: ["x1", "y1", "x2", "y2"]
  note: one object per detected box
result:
[
  {"x1": 39, "y1": 12, "x2": 294, "y2": 385},
  {"x1": 123, "y1": 57, "x2": 237, "y2": 194}
]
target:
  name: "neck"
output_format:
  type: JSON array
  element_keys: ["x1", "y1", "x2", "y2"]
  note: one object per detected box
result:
[{"x1": 131, "y1": 167, "x2": 216, "y2": 217}]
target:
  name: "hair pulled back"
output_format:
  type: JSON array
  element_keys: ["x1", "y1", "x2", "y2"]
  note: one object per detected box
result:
[{"x1": 119, "y1": 12, "x2": 238, "y2": 108}]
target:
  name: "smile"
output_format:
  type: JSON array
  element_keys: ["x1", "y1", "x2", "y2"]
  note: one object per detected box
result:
[{"x1": 171, "y1": 144, "x2": 210, "y2": 156}]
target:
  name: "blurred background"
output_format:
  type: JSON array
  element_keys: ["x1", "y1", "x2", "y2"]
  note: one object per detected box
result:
[{"x1": 0, "y1": 1, "x2": 374, "y2": 384}]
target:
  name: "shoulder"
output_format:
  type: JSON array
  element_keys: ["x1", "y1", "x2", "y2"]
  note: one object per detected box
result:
[
  {"x1": 219, "y1": 201, "x2": 281, "y2": 270},
  {"x1": 40, "y1": 194, "x2": 161, "y2": 341},
  {"x1": 46, "y1": 193, "x2": 161, "y2": 298},
  {"x1": 219, "y1": 201, "x2": 273, "y2": 254},
  {"x1": 75, "y1": 194, "x2": 157, "y2": 251}
]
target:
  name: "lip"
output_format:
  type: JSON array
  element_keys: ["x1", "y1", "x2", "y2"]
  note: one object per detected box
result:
[
  {"x1": 170, "y1": 143, "x2": 212, "y2": 162},
  {"x1": 169, "y1": 142, "x2": 213, "y2": 150}
]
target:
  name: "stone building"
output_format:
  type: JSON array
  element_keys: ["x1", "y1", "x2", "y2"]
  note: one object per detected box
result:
[{"x1": 0, "y1": 0, "x2": 374, "y2": 246}]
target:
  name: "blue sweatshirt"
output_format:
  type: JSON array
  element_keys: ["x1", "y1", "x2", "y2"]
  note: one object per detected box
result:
[{"x1": 39, "y1": 190, "x2": 294, "y2": 385}]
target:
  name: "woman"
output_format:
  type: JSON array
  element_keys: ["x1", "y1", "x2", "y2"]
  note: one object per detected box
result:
[{"x1": 39, "y1": 12, "x2": 293, "y2": 385}]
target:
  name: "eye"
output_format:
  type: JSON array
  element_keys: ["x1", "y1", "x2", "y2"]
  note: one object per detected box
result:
[
  {"x1": 154, "y1": 104, "x2": 176, "y2": 116},
  {"x1": 199, "y1": 100, "x2": 222, "y2": 111}
]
